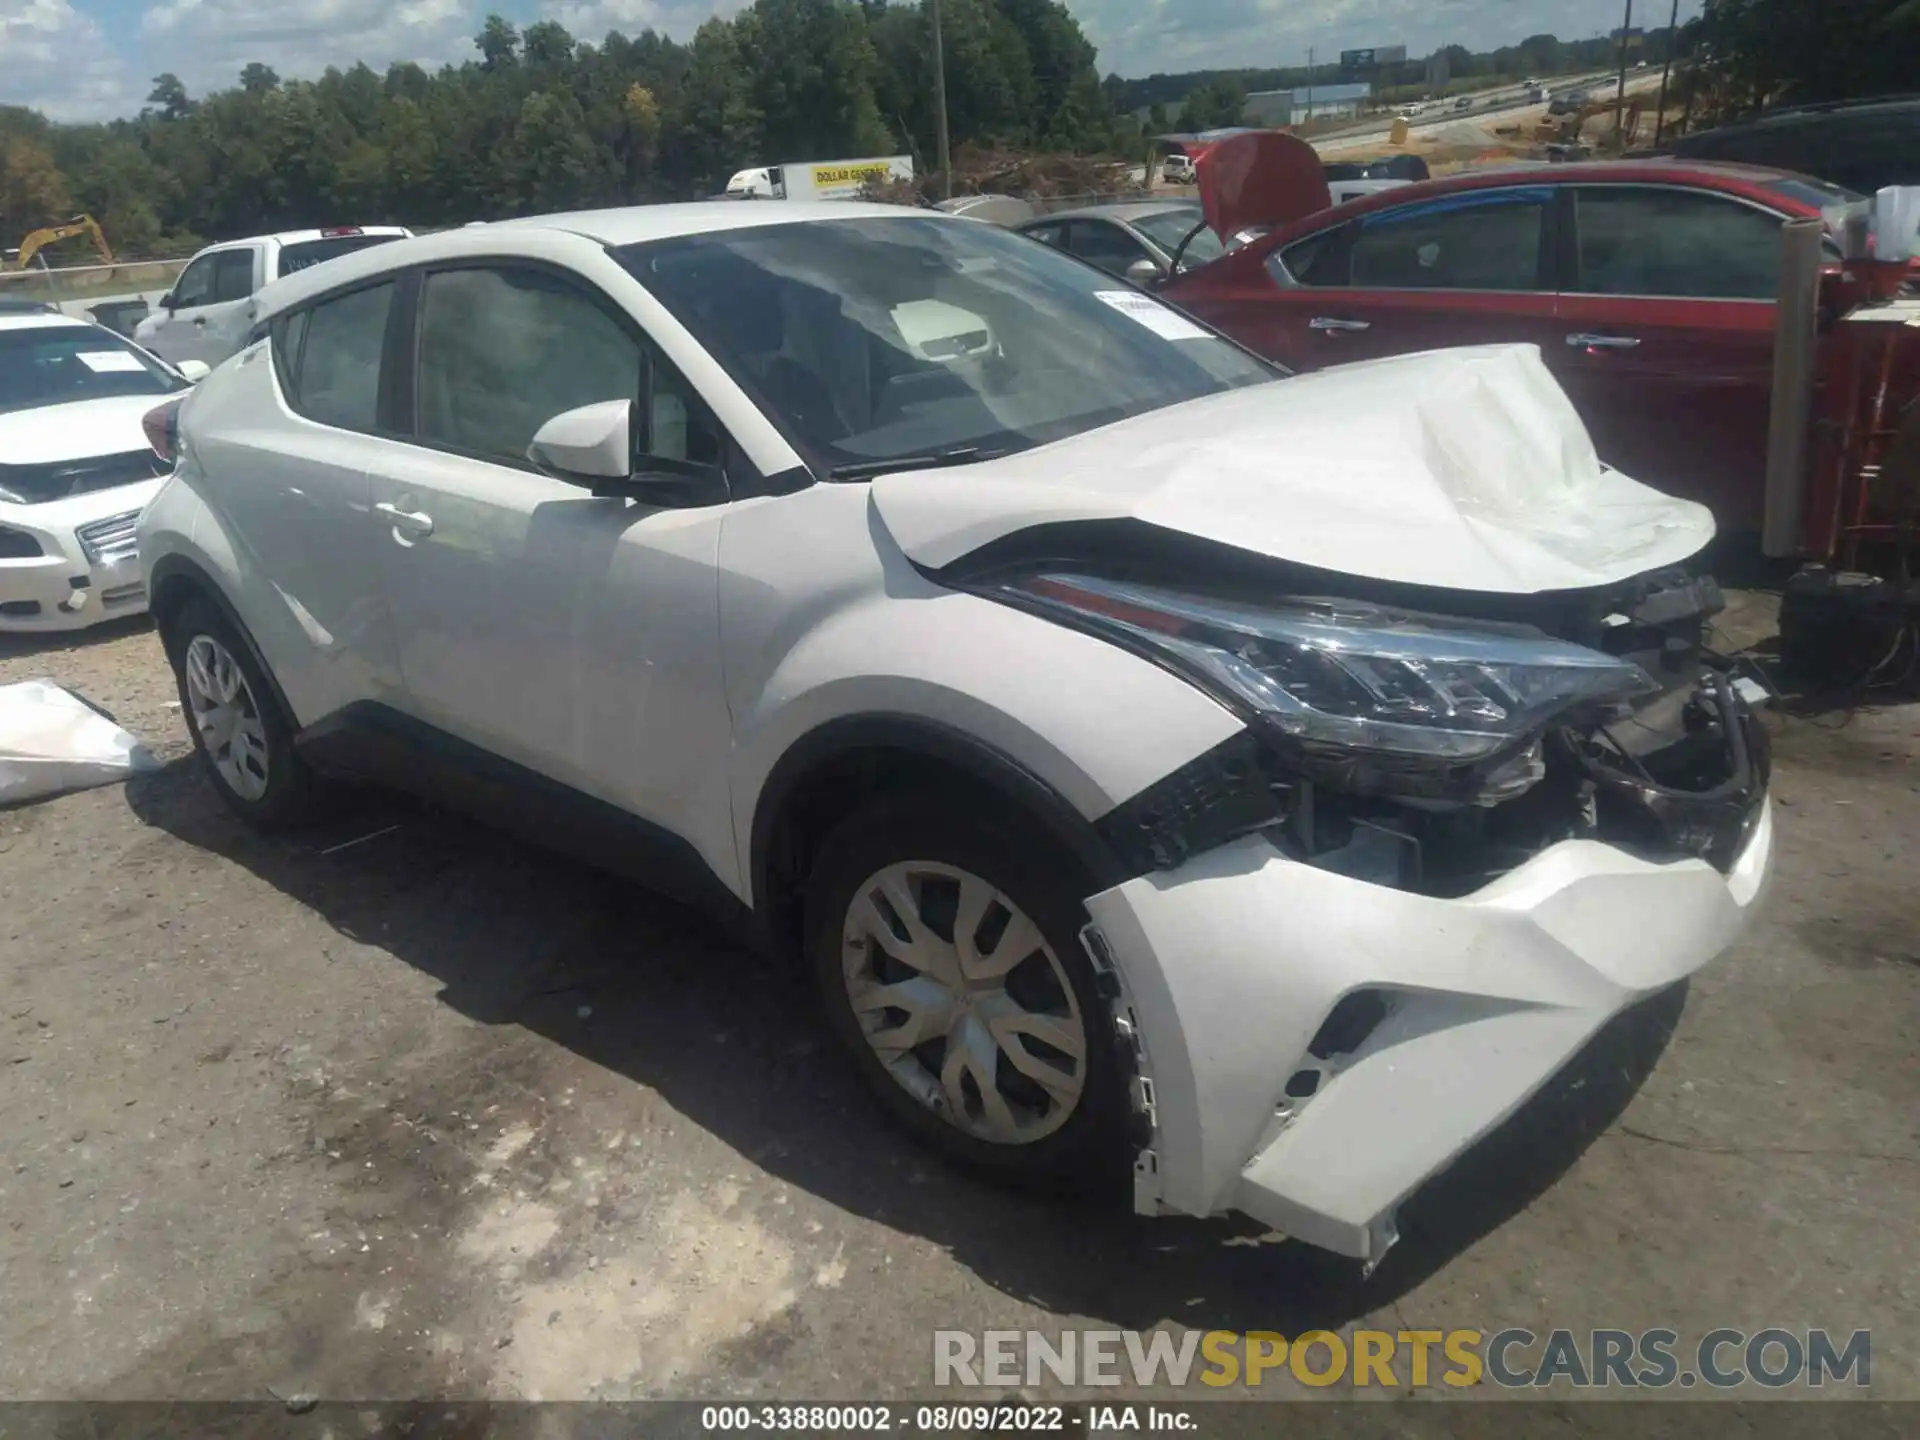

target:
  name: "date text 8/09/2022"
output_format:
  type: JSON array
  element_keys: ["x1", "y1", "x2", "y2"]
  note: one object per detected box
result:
[{"x1": 701, "y1": 1405, "x2": 1089, "y2": 1432}]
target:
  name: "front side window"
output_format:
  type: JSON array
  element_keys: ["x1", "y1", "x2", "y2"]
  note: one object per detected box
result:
[
  {"x1": 1273, "y1": 223, "x2": 1356, "y2": 287},
  {"x1": 211, "y1": 250, "x2": 256, "y2": 303},
  {"x1": 0, "y1": 324, "x2": 186, "y2": 417},
  {"x1": 1132, "y1": 208, "x2": 1223, "y2": 269},
  {"x1": 617, "y1": 216, "x2": 1275, "y2": 477},
  {"x1": 1066, "y1": 220, "x2": 1152, "y2": 277},
  {"x1": 282, "y1": 281, "x2": 394, "y2": 432},
  {"x1": 170, "y1": 254, "x2": 216, "y2": 309},
  {"x1": 1349, "y1": 188, "x2": 1551, "y2": 291},
  {"x1": 414, "y1": 265, "x2": 720, "y2": 468},
  {"x1": 1573, "y1": 187, "x2": 1785, "y2": 300}
]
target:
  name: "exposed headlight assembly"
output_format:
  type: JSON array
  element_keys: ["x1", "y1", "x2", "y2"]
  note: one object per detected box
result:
[{"x1": 989, "y1": 572, "x2": 1659, "y2": 765}]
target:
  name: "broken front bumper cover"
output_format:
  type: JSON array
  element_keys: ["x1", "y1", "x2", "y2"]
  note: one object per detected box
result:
[{"x1": 1081, "y1": 795, "x2": 1773, "y2": 1264}]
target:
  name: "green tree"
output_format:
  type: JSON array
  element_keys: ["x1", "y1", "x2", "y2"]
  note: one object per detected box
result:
[
  {"x1": 239, "y1": 63, "x2": 280, "y2": 94},
  {"x1": 146, "y1": 74, "x2": 194, "y2": 120},
  {"x1": 1696, "y1": 0, "x2": 1920, "y2": 110},
  {"x1": 477, "y1": 14, "x2": 520, "y2": 70}
]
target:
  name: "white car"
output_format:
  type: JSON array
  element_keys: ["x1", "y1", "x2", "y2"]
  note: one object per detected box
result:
[
  {"x1": 0, "y1": 304, "x2": 207, "y2": 633},
  {"x1": 137, "y1": 203, "x2": 1773, "y2": 1267},
  {"x1": 134, "y1": 226, "x2": 412, "y2": 371}
]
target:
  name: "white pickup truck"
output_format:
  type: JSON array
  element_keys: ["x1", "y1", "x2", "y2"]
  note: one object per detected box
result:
[{"x1": 135, "y1": 226, "x2": 411, "y2": 369}]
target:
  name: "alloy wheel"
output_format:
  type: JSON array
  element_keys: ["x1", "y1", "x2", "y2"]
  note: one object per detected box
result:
[
  {"x1": 841, "y1": 861, "x2": 1087, "y2": 1144},
  {"x1": 183, "y1": 633, "x2": 270, "y2": 802}
]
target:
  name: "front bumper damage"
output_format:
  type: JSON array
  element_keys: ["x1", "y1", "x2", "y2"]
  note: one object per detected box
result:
[
  {"x1": 1076, "y1": 579, "x2": 1775, "y2": 1267},
  {"x1": 1084, "y1": 799, "x2": 1770, "y2": 1264}
]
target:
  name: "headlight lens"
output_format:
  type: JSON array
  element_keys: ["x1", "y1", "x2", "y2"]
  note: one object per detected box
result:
[{"x1": 993, "y1": 572, "x2": 1659, "y2": 761}]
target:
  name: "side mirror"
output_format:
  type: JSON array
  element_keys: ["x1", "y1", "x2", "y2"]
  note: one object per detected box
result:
[
  {"x1": 529, "y1": 398, "x2": 634, "y2": 483},
  {"x1": 1125, "y1": 256, "x2": 1165, "y2": 286},
  {"x1": 177, "y1": 359, "x2": 211, "y2": 383},
  {"x1": 529, "y1": 397, "x2": 729, "y2": 506},
  {"x1": 157, "y1": 293, "x2": 175, "y2": 312}
]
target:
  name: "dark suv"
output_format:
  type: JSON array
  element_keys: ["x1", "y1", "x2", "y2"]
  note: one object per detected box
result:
[{"x1": 1671, "y1": 96, "x2": 1919, "y2": 195}]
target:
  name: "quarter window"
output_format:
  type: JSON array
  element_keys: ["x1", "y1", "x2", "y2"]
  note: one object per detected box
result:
[
  {"x1": 1573, "y1": 187, "x2": 1784, "y2": 300},
  {"x1": 280, "y1": 282, "x2": 394, "y2": 432},
  {"x1": 414, "y1": 265, "x2": 721, "y2": 468},
  {"x1": 1348, "y1": 189, "x2": 1550, "y2": 290}
]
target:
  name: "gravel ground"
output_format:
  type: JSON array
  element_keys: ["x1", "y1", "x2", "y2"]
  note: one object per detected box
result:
[{"x1": 1, "y1": 604, "x2": 1916, "y2": 1411}]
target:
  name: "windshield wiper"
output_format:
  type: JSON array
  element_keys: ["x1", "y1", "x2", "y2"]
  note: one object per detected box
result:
[{"x1": 826, "y1": 446, "x2": 1011, "y2": 481}]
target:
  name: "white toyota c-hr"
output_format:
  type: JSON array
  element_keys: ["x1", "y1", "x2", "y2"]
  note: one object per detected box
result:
[{"x1": 137, "y1": 202, "x2": 1774, "y2": 1268}]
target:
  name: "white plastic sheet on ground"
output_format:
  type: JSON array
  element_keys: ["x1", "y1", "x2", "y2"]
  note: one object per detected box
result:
[{"x1": 0, "y1": 679, "x2": 161, "y2": 806}]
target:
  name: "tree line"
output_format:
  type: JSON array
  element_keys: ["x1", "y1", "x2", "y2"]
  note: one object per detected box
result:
[
  {"x1": 1, "y1": 0, "x2": 1116, "y2": 257},
  {"x1": 1, "y1": 0, "x2": 1910, "y2": 261}
]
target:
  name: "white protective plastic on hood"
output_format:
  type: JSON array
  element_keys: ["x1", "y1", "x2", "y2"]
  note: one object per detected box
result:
[{"x1": 869, "y1": 343, "x2": 1716, "y2": 595}]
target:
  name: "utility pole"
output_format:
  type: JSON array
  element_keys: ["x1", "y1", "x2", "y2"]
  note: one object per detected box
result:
[
  {"x1": 1653, "y1": 0, "x2": 1681, "y2": 144},
  {"x1": 931, "y1": 0, "x2": 952, "y2": 198},
  {"x1": 1614, "y1": 0, "x2": 1633, "y2": 147},
  {"x1": 1306, "y1": 47, "x2": 1314, "y2": 121}
]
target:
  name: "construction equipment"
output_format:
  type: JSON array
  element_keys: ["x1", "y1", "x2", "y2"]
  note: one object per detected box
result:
[{"x1": 12, "y1": 215, "x2": 113, "y2": 270}]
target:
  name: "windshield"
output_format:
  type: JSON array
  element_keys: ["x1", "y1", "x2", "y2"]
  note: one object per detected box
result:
[
  {"x1": 1132, "y1": 208, "x2": 1225, "y2": 267},
  {"x1": 616, "y1": 216, "x2": 1275, "y2": 475},
  {"x1": 275, "y1": 234, "x2": 405, "y2": 278},
  {"x1": 0, "y1": 324, "x2": 186, "y2": 416}
]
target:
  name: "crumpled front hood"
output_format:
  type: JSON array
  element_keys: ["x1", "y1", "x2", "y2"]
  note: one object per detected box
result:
[{"x1": 870, "y1": 344, "x2": 1716, "y2": 595}]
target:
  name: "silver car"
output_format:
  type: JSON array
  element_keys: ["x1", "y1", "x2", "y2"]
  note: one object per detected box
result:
[{"x1": 1016, "y1": 202, "x2": 1227, "y2": 285}]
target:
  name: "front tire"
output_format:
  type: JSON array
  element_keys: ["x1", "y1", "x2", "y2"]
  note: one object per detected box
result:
[
  {"x1": 804, "y1": 798, "x2": 1130, "y2": 1198},
  {"x1": 163, "y1": 596, "x2": 321, "y2": 828}
]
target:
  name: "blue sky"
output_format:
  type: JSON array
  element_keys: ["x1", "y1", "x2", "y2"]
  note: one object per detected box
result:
[{"x1": 5, "y1": 0, "x2": 1703, "y2": 122}]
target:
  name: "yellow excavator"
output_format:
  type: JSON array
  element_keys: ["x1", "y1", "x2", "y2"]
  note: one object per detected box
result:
[{"x1": 12, "y1": 214, "x2": 113, "y2": 270}]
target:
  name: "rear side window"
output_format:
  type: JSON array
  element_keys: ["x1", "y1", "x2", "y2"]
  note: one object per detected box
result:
[
  {"x1": 276, "y1": 235, "x2": 405, "y2": 279},
  {"x1": 1022, "y1": 222, "x2": 1066, "y2": 249},
  {"x1": 211, "y1": 250, "x2": 256, "y2": 303},
  {"x1": 1349, "y1": 188, "x2": 1550, "y2": 291},
  {"x1": 275, "y1": 282, "x2": 394, "y2": 432},
  {"x1": 1572, "y1": 188, "x2": 1783, "y2": 300}
]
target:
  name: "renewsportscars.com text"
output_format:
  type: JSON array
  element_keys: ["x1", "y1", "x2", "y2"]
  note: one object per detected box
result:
[{"x1": 933, "y1": 1327, "x2": 1871, "y2": 1390}]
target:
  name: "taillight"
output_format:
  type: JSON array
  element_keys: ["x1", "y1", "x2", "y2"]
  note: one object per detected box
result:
[{"x1": 142, "y1": 399, "x2": 183, "y2": 465}]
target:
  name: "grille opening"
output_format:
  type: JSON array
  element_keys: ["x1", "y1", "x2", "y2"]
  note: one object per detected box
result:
[
  {"x1": 0, "y1": 600, "x2": 44, "y2": 618},
  {"x1": 1309, "y1": 989, "x2": 1390, "y2": 1061}
]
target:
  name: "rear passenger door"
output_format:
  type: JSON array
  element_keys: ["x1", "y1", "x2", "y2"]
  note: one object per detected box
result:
[
  {"x1": 1191, "y1": 186, "x2": 1562, "y2": 372},
  {"x1": 1549, "y1": 185, "x2": 1784, "y2": 533},
  {"x1": 192, "y1": 277, "x2": 403, "y2": 718}
]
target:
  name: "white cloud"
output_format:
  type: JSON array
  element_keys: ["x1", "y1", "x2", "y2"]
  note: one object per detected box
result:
[
  {"x1": 1, "y1": 0, "x2": 141, "y2": 119},
  {"x1": 137, "y1": 0, "x2": 480, "y2": 95}
]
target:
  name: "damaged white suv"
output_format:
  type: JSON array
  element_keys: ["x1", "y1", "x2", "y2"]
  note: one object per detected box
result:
[{"x1": 137, "y1": 204, "x2": 1773, "y2": 1268}]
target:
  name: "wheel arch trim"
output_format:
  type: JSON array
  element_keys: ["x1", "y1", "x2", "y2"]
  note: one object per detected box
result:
[{"x1": 748, "y1": 713, "x2": 1130, "y2": 923}]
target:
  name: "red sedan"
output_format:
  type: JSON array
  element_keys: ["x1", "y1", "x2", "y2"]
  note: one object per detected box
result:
[{"x1": 1162, "y1": 160, "x2": 1862, "y2": 535}]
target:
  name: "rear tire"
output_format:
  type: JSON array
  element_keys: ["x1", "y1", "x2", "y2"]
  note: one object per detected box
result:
[
  {"x1": 163, "y1": 596, "x2": 322, "y2": 829},
  {"x1": 804, "y1": 796, "x2": 1130, "y2": 1200}
]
